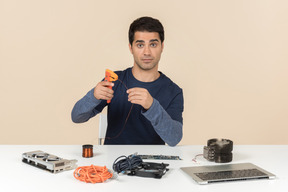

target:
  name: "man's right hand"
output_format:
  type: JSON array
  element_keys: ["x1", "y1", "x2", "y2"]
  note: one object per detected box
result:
[{"x1": 94, "y1": 81, "x2": 114, "y2": 101}]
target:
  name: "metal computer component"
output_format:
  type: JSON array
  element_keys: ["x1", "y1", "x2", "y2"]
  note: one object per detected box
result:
[
  {"x1": 203, "y1": 139, "x2": 233, "y2": 163},
  {"x1": 137, "y1": 154, "x2": 182, "y2": 160},
  {"x1": 22, "y1": 150, "x2": 77, "y2": 173}
]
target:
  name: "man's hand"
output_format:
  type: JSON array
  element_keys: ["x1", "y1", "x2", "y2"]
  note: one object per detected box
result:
[
  {"x1": 94, "y1": 81, "x2": 114, "y2": 101},
  {"x1": 127, "y1": 88, "x2": 153, "y2": 110}
]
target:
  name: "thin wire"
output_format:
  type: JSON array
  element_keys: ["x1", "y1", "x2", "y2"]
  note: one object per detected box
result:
[
  {"x1": 192, "y1": 154, "x2": 203, "y2": 162},
  {"x1": 106, "y1": 79, "x2": 134, "y2": 140},
  {"x1": 118, "y1": 79, "x2": 129, "y2": 90}
]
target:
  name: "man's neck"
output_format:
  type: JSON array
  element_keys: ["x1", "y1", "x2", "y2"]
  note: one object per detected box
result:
[{"x1": 132, "y1": 66, "x2": 160, "y2": 82}]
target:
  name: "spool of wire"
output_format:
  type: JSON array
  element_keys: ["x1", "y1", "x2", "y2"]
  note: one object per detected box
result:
[{"x1": 82, "y1": 144, "x2": 93, "y2": 158}]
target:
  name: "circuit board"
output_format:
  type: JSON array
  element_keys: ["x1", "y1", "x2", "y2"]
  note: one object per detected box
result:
[{"x1": 137, "y1": 154, "x2": 182, "y2": 160}]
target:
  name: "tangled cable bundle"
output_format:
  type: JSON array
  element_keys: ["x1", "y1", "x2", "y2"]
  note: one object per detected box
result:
[
  {"x1": 74, "y1": 165, "x2": 113, "y2": 183},
  {"x1": 113, "y1": 155, "x2": 143, "y2": 173}
]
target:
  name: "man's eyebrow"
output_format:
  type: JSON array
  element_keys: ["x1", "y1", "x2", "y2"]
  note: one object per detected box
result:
[
  {"x1": 150, "y1": 39, "x2": 159, "y2": 42},
  {"x1": 135, "y1": 40, "x2": 145, "y2": 43},
  {"x1": 135, "y1": 39, "x2": 159, "y2": 43}
]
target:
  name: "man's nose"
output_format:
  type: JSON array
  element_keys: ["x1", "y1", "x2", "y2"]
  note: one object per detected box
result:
[{"x1": 143, "y1": 46, "x2": 151, "y2": 55}]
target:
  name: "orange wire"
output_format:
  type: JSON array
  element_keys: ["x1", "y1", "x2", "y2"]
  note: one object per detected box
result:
[{"x1": 74, "y1": 165, "x2": 113, "y2": 183}]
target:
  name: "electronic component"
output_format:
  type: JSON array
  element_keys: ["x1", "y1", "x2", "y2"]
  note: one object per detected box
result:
[
  {"x1": 113, "y1": 154, "x2": 169, "y2": 179},
  {"x1": 128, "y1": 162, "x2": 169, "y2": 179},
  {"x1": 82, "y1": 144, "x2": 93, "y2": 158},
  {"x1": 203, "y1": 138, "x2": 233, "y2": 163},
  {"x1": 22, "y1": 150, "x2": 77, "y2": 173},
  {"x1": 137, "y1": 154, "x2": 182, "y2": 160}
]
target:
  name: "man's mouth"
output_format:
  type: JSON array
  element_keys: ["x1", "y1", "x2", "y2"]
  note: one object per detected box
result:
[{"x1": 142, "y1": 58, "x2": 153, "y2": 63}]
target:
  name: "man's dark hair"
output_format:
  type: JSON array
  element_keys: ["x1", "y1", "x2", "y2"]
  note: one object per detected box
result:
[{"x1": 128, "y1": 16, "x2": 164, "y2": 45}]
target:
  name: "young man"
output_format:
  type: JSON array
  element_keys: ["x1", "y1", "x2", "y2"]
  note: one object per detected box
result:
[{"x1": 71, "y1": 17, "x2": 184, "y2": 146}]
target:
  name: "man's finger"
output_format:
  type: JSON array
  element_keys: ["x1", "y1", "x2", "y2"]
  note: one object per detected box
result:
[
  {"x1": 128, "y1": 95, "x2": 143, "y2": 101},
  {"x1": 99, "y1": 91, "x2": 114, "y2": 100},
  {"x1": 100, "y1": 86, "x2": 114, "y2": 94},
  {"x1": 101, "y1": 81, "x2": 114, "y2": 87}
]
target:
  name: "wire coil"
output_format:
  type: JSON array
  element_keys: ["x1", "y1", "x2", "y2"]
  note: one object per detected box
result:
[
  {"x1": 113, "y1": 155, "x2": 143, "y2": 173},
  {"x1": 74, "y1": 165, "x2": 113, "y2": 183},
  {"x1": 82, "y1": 144, "x2": 93, "y2": 158}
]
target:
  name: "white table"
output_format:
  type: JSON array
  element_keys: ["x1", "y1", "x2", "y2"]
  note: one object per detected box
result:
[{"x1": 1, "y1": 145, "x2": 287, "y2": 192}]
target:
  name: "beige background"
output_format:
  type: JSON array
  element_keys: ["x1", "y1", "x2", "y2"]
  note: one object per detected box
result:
[{"x1": 0, "y1": 0, "x2": 287, "y2": 145}]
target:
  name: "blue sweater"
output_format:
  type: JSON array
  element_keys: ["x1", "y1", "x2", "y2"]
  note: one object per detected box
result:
[{"x1": 71, "y1": 68, "x2": 184, "y2": 146}]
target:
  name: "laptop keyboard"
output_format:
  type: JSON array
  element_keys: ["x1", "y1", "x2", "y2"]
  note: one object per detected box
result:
[{"x1": 195, "y1": 169, "x2": 268, "y2": 181}]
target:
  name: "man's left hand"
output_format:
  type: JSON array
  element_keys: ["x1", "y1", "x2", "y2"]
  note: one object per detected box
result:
[{"x1": 127, "y1": 88, "x2": 153, "y2": 110}]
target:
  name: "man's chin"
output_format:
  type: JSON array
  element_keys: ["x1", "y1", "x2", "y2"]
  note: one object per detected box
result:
[
  {"x1": 140, "y1": 65, "x2": 155, "y2": 71},
  {"x1": 135, "y1": 61, "x2": 158, "y2": 71}
]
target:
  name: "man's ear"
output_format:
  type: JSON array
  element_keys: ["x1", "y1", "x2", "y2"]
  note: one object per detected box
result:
[
  {"x1": 129, "y1": 43, "x2": 133, "y2": 54},
  {"x1": 161, "y1": 42, "x2": 164, "y2": 52}
]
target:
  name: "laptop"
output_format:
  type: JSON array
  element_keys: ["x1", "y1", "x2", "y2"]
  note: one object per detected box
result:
[{"x1": 181, "y1": 163, "x2": 276, "y2": 184}]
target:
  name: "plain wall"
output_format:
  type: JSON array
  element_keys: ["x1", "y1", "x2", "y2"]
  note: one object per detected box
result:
[{"x1": 0, "y1": 0, "x2": 287, "y2": 145}]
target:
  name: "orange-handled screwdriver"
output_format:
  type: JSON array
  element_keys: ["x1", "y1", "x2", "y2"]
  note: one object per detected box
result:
[{"x1": 105, "y1": 69, "x2": 118, "y2": 103}]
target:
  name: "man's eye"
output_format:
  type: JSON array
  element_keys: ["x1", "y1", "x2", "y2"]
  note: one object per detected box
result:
[
  {"x1": 150, "y1": 43, "x2": 157, "y2": 47},
  {"x1": 137, "y1": 44, "x2": 144, "y2": 48}
]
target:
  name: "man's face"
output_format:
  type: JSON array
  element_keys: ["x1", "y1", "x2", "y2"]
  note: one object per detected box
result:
[{"x1": 129, "y1": 31, "x2": 164, "y2": 71}]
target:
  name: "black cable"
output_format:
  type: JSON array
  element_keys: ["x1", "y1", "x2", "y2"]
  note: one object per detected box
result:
[{"x1": 112, "y1": 155, "x2": 143, "y2": 173}]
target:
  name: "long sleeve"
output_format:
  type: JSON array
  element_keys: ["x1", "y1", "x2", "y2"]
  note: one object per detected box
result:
[
  {"x1": 71, "y1": 68, "x2": 184, "y2": 146},
  {"x1": 142, "y1": 96, "x2": 183, "y2": 147},
  {"x1": 71, "y1": 88, "x2": 104, "y2": 123}
]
